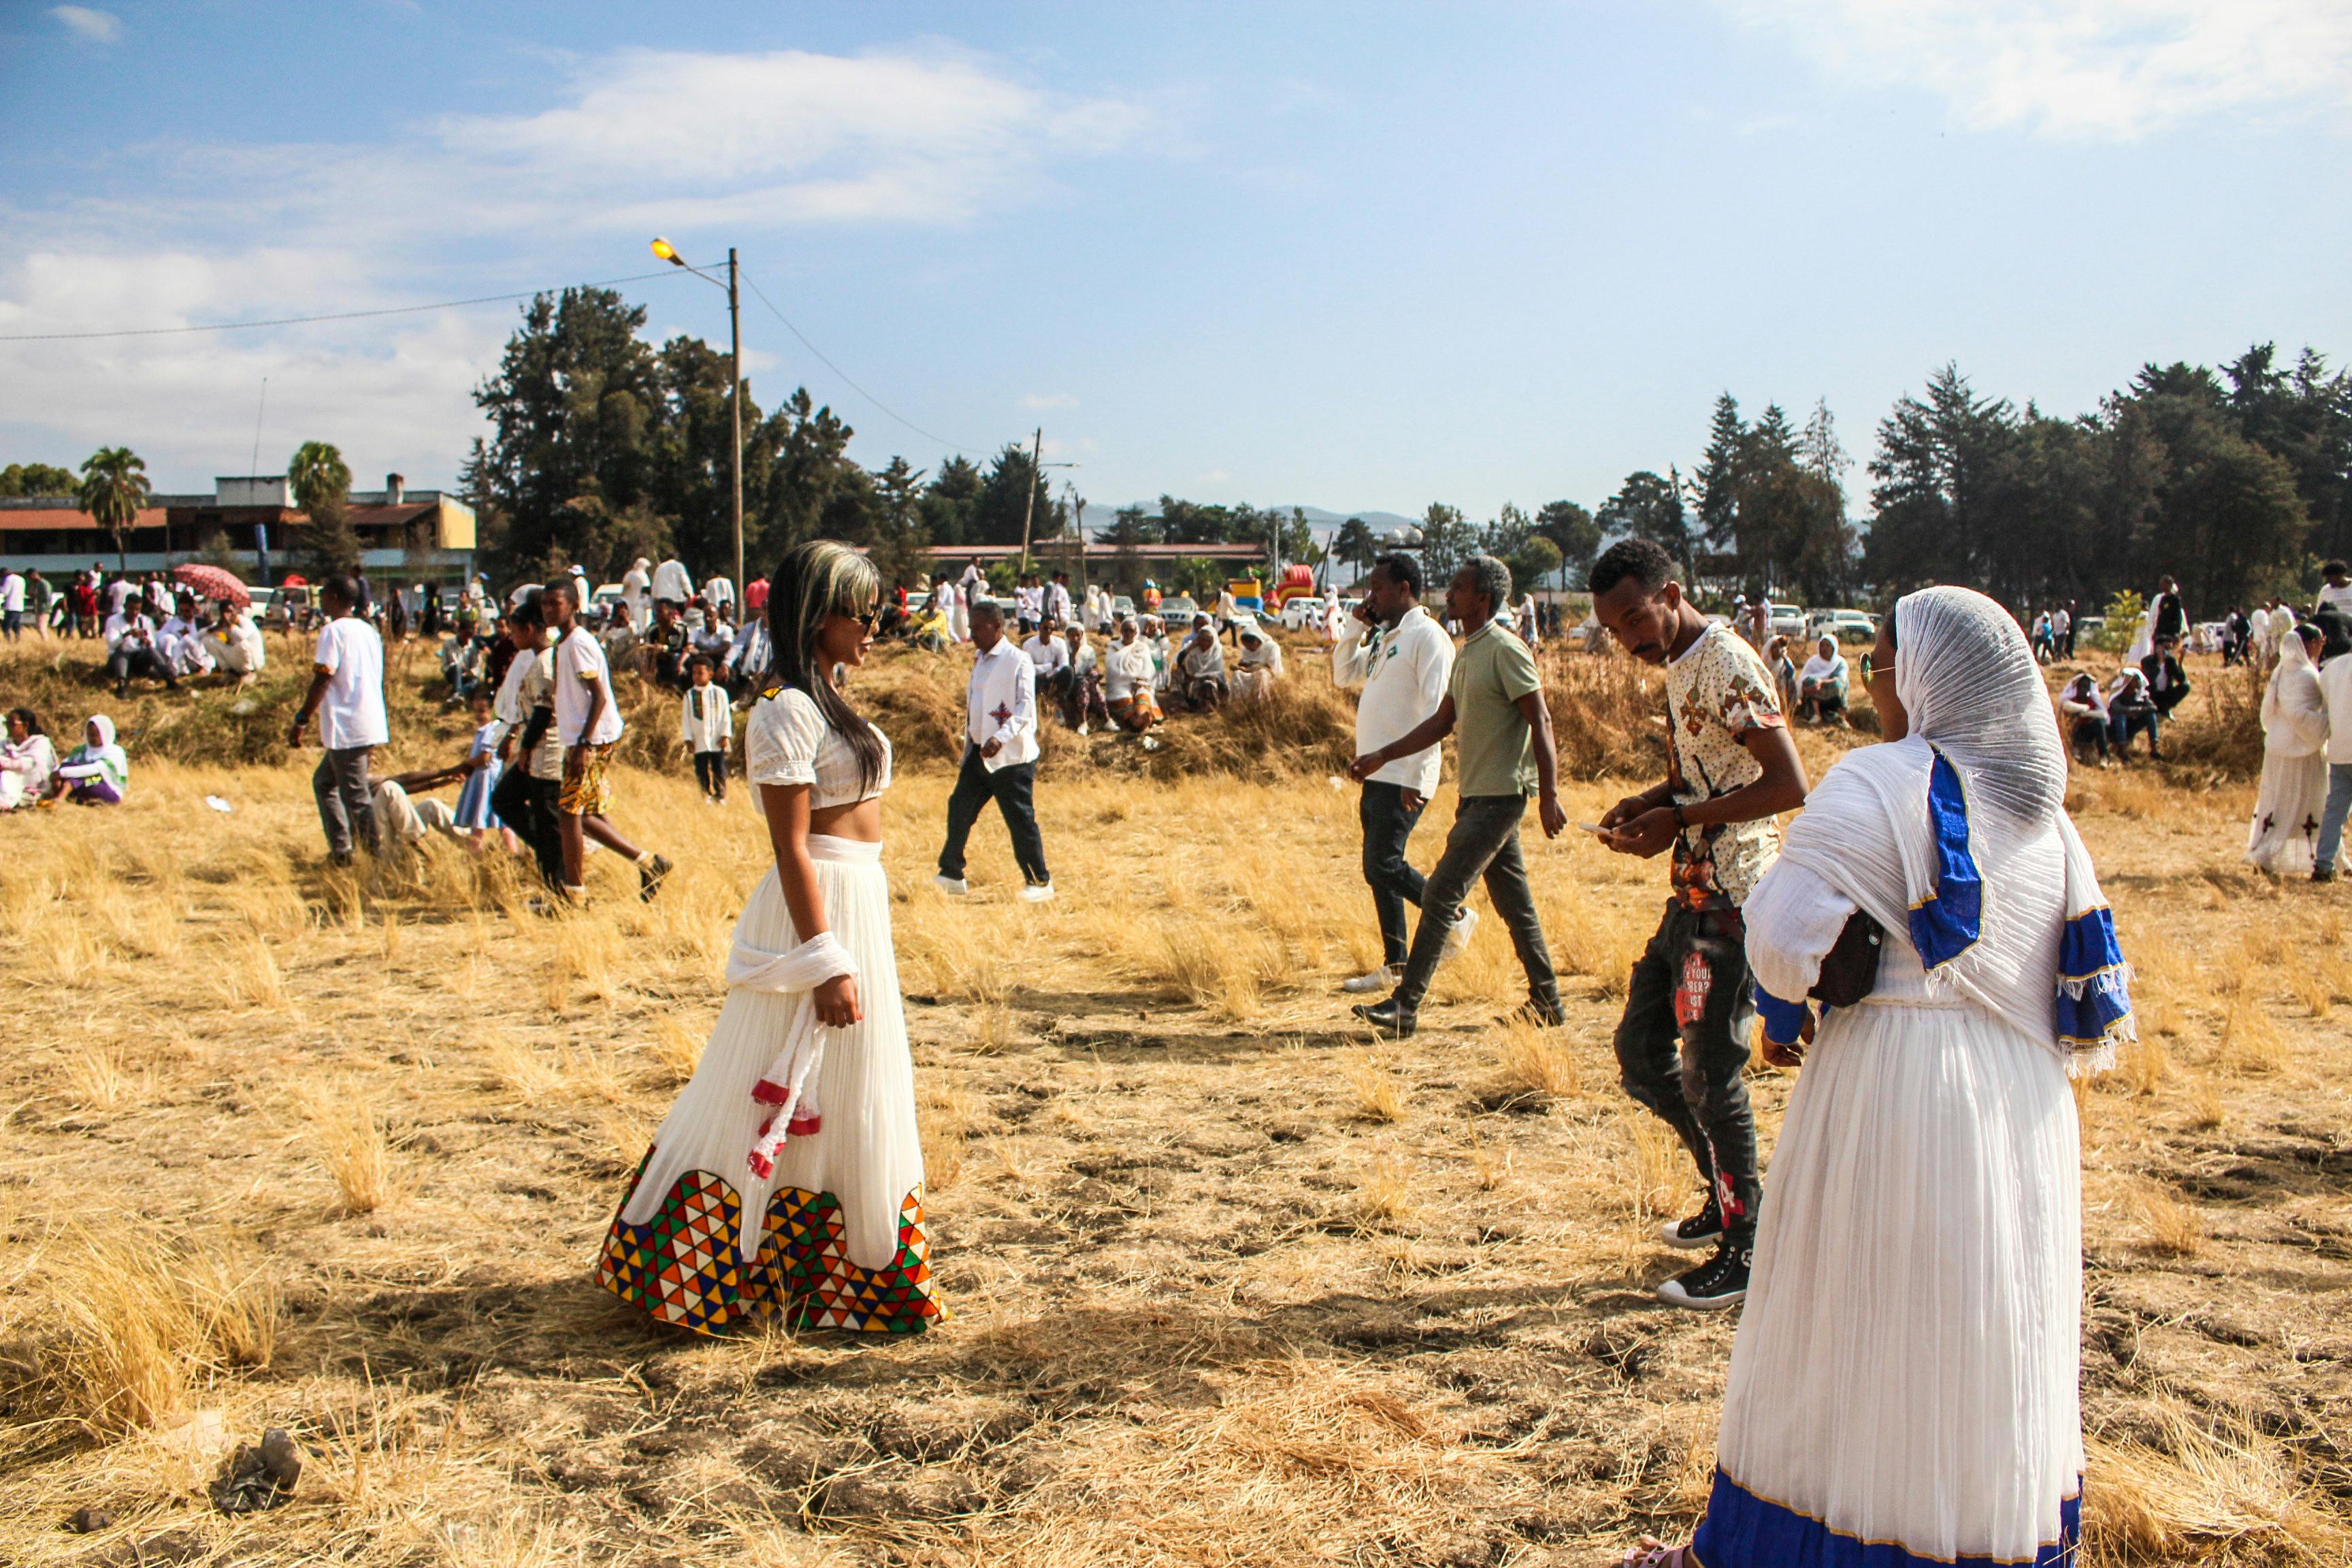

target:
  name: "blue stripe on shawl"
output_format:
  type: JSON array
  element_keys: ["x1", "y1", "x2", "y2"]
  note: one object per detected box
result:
[
  {"x1": 1906, "y1": 747, "x2": 1982, "y2": 970},
  {"x1": 1752, "y1": 982, "x2": 1810, "y2": 1046},
  {"x1": 1689, "y1": 1468, "x2": 2081, "y2": 1568},
  {"x1": 2056, "y1": 904, "x2": 2134, "y2": 1047}
]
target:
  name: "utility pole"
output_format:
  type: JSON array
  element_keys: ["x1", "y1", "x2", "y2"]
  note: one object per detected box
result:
[
  {"x1": 1015, "y1": 427, "x2": 1044, "y2": 576},
  {"x1": 728, "y1": 246, "x2": 744, "y2": 600},
  {"x1": 1015, "y1": 427, "x2": 1078, "y2": 585}
]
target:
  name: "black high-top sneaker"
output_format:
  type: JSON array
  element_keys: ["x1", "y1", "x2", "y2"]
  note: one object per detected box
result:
[
  {"x1": 1657, "y1": 1191, "x2": 1724, "y2": 1250},
  {"x1": 1657, "y1": 1234, "x2": 1751, "y2": 1311}
]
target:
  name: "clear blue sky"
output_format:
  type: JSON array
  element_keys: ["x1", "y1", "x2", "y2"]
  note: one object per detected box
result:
[{"x1": 3, "y1": 1, "x2": 2347, "y2": 523}]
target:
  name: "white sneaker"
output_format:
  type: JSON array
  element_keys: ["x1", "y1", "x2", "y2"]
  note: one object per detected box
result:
[
  {"x1": 1342, "y1": 965, "x2": 1401, "y2": 994},
  {"x1": 1019, "y1": 881, "x2": 1056, "y2": 902},
  {"x1": 1440, "y1": 906, "x2": 1480, "y2": 960},
  {"x1": 933, "y1": 875, "x2": 969, "y2": 896}
]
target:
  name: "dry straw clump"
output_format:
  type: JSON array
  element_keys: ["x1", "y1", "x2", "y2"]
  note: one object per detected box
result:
[
  {"x1": 24, "y1": 1226, "x2": 279, "y2": 1434},
  {"x1": 305, "y1": 1087, "x2": 403, "y2": 1215}
]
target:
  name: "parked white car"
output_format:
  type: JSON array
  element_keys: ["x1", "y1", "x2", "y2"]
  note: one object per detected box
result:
[{"x1": 1803, "y1": 608, "x2": 1877, "y2": 644}]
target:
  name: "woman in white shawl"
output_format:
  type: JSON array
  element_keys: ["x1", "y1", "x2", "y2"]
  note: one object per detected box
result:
[
  {"x1": 598, "y1": 540, "x2": 938, "y2": 1337},
  {"x1": 1796, "y1": 634, "x2": 1849, "y2": 725},
  {"x1": 1629, "y1": 587, "x2": 2129, "y2": 1568},
  {"x1": 2246, "y1": 622, "x2": 2328, "y2": 875},
  {"x1": 0, "y1": 708, "x2": 57, "y2": 810}
]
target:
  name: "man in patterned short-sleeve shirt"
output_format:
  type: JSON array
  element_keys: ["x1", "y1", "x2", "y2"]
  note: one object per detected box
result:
[{"x1": 1590, "y1": 540, "x2": 1810, "y2": 1312}]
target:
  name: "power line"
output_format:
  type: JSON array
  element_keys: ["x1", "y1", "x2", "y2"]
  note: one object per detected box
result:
[
  {"x1": 738, "y1": 271, "x2": 991, "y2": 455},
  {"x1": 0, "y1": 268, "x2": 689, "y2": 342}
]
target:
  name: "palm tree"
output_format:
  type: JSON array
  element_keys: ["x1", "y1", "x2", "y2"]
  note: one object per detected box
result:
[
  {"x1": 287, "y1": 440, "x2": 351, "y2": 515},
  {"x1": 78, "y1": 447, "x2": 151, "y2": 574}
]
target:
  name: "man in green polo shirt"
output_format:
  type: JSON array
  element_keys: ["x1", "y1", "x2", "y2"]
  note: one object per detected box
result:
[{"x1": 1345, "y1": 554, "x2": 1567, "y2": 1036}]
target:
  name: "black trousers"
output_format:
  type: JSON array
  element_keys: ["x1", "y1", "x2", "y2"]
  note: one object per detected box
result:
[
  {"x1": 491, "y1": 764, "x2": 565, "y2": 889},
  {"x1": 1392, "y1": 794, "x2": 1559, "y2": 1013},
  {"x1": 1359, "y1": 781, "x2": 1428, "y2": 968},
  {"x1": 693, "y1": 750, "x2": 728, "y2": 799},
  {"x1": 938, "y1": 744, "x2": 1049, "y2": 885},
  {"x1": 1614, "y1": 899, "x2": 1763, "y2": 1235}
]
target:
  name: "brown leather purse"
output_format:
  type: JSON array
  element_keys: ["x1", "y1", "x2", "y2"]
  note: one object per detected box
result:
[{"x1": 1809, "y1": 911, "x2": 1884, "y2": 1008}]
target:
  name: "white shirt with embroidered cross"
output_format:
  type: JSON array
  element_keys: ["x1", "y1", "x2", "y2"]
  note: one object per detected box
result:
[{"x1": 966, "y1": 640, "x2": 1039, "y2": 773}]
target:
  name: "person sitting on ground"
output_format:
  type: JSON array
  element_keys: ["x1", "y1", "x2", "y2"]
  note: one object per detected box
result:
[
  {"x1": 691, "y1": 603, "x2": 734, "y2": 666},
  {"x1": 1103, "y1": 618, "x2": 1162, "y2": 732},
  {"x1": 158, "y1": 592, "x2": 216, "y2": 679},
  {"x1": 1764, "y1": 636, "x2": 1799, "y2": 718},
  {"x1": 600, "y1": 598, "x2": 641, "y2": 663},
  {"x1": 1060, "y1": 621, "x2": 1109, "y2": 732},
  {"x1": 103, "y1": 600, "x2": 176, "y2": 697},
  {"x1": 2059, "y1": 672, "x2": 2110, "y2": 766},
  {"x1": 1796, "y1": 634, "x2": 1849, "y2": 725},
  {"x1": 1174, "y1": 618, "x2": 1228, "y2": 711},
  {"x1": 2140, "y1": 637, "x2": 2191, "y2": 726},
  {"x1": 725, "y1": 611, "x2": 772, "y2": 697},
  {"x1": 0, "y1": 708, "x2": 57, "y2": 811},
  {"x1": 370, "y1": 757, "x2": 485, "y2": 852},
  {"x1": 1145, "y1": 615, "x2": 1173, "y2": 693},
  {"x1": 46, "y1": 715, "x2": 129, "y2": 806},
  {"x1": 1230, "y1": 620, "x2": 1286, "y2": 701},
  {"x1": 1025, "y1": 615, "x2": 1072, "y2": 712},
  {"x1": 2106, "y1": 666, "x2": 2160, "y2": 759},
  {"x1": 208, "y1": 601, "x2": 267, "y2": 685},
  {"x1": 648, "y1": 601, "x2": 693, "y2": 691}
]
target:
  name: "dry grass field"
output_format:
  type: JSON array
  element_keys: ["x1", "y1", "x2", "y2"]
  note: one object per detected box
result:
[{"x1": 1, "y1": 628, "x2": 2348, "y2": 1567}]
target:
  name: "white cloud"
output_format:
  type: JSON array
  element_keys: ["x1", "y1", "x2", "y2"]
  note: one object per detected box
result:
[
  {"x1": 0, "y1": 46, "x2": 1141, "y2": 486},
  {"x1": 1724, "y1": 0, "x2": 2352, "y2": 137},
  {"x1": 50, "y1": 6, "x2": 121, "y2": 44}
]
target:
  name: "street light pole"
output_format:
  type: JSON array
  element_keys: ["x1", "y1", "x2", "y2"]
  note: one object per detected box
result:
[
  {"x1": 653, "y1": 236, "x2": 747, "y2": 600},
  {"x1": 728, "y1": 246, "x2": 743, "y2": 601},
  {"x1": 1016, "y1": 426, "x2": 1044, "y2": 576}
]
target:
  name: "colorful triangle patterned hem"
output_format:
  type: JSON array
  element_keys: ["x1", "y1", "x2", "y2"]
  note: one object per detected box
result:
[{"x1": 594, "y1": 1152, "x2": 942, "y2": 1337}]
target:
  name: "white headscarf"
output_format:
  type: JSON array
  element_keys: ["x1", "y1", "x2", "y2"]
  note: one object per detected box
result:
[
  {"x1": 2261, "y1": 625, "x2": 2327, "y2": 757},
  {"x1": 1775, "y1": 587, "x2": 2129, "y2": 1071}
]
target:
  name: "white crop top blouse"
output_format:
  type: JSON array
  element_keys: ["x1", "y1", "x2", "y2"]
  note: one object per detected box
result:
[{"x1": 744, "y1": 685, "x2": 893, "y2": 807}]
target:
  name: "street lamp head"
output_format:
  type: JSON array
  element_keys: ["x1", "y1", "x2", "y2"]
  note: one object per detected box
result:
[{"x1": 650, "y1": 237, "x2": 685, "y2": 266}]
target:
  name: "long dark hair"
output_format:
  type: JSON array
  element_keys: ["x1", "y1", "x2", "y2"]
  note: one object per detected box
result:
[
  {"x1": 6, "y1": 708, "x2": 41, "y2": 738},
  {"x1": 766, "y1": 540, "x2": 886, "y2": 792}
]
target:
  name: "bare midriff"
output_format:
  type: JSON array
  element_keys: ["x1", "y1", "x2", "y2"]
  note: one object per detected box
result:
[{"x1": 809, "y1": 798, "x2": 883, "y2": 842}]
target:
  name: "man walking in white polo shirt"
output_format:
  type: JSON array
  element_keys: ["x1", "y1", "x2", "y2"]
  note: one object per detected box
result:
[
  {"x1": 1333, "y1": 552, "x2": 1463, "y2": 992},
  {"x1": 935, "y1": 598, "x2": 1052, "y2": 900}
]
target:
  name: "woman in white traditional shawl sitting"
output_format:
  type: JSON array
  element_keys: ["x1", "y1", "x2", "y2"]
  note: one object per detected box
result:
[
  {"x1": 598, "y1": 540, "x2": 938, "y2": 1336},
  {"x1": 1795, "y1": 634, "x2": 1848, "y2": 725},
  {"x1": 1628, "y1": 587, "x2": 2129, "y2": 1568},
  {"x1": 2246, "y1": 622, "x2": 2328, "y2": 875}
]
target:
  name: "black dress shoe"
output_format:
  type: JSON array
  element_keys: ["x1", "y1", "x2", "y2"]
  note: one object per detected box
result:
[{"x1": 1350, "y1": 998, "x2": 1417, "y2": 1038}]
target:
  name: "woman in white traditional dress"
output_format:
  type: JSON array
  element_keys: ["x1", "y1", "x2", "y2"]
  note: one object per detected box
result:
[
  {"x1": 0, "y1": 708, "x2": 58, "y2": 811},
  {"x1": 1629, "y1": 587, "x2": 2130, "y2": 1568},
  {"x1": 2246, "y1": 622, "x2": 2328, "y2": 875},
  {"x1": 598, "y1": 540, "x2": 938, "y2": 1336}
]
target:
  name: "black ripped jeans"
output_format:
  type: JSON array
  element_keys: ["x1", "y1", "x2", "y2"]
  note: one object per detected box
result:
[
  {"x1": 1614, "y1": 898, "x2": 1762, "y2": 1237},
  {"x1": 1358, "y1": 781, "x2": 1428, "y2": 969}
]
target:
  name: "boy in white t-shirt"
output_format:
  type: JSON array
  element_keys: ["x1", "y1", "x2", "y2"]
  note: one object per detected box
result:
[
  {"x1": 289, "y1": 576, "x2": 389, "y2": 865},
  {"x1": 544, "y1": 578, "x2": 671, "y2": 902}
]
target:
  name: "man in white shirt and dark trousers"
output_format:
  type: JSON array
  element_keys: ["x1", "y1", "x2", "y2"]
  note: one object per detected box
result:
[
  {"x1": 289, "y1": 576, "x2": 387, "y2": 866},
  {"x1": 935, "y1": 598, "x2": 1053, "y2": 900},
  {"x1": 2312, "y1": 636, "x2": 2352, "y2": 884},
  {"x1": 1333, "y1": 553, "x2": 1460, "y2": 992},
  {"x1": 544, "y1": 578, "x2": 672, "y2": 903}
]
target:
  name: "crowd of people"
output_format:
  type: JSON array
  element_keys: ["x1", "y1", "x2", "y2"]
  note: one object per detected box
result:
[
  {"x1": 31, "y1": 527, "x2": 2339, "y2": 1567},
  {"x1": 562, "y1": 532, "x2": 2140, "y2": 1568}
]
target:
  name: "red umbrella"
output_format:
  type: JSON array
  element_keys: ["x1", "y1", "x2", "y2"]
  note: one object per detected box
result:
[
  {"x1": 279, "y1": 572, "x2": 308, "y2": 587},
  {"x1": 172, "y1": 563, "x2": 251, "y2": 606}
]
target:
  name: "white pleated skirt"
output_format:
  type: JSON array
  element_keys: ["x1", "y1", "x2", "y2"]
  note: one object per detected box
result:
[
  {"x1": 1695, "y1": 996, "x2": 2082, "y2": 1567},
  {"x1": 2245, "y1": 747, "x2": 2327, "y2": 876},
  {"x1": 597, "y1": 836, "x2": 938, "y2": 1335}
]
